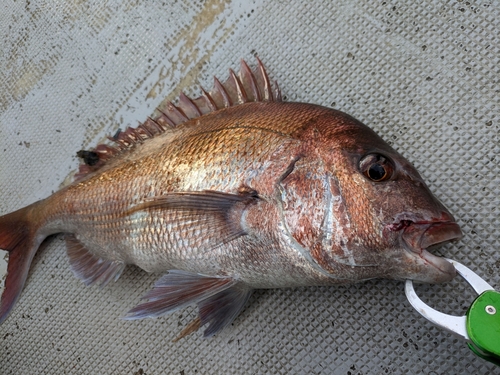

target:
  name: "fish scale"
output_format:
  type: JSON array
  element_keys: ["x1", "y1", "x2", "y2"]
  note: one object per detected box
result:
[
  {"x1": 61, "y1": 114, "x2": 298, "y2": 270},
  {"x1": 0, "y1": 60, "x2": 462, "y2": 338}
]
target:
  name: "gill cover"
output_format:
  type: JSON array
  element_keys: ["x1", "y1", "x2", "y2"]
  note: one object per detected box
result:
[{"x1": 278, "y1": 156, "x2": 367, "y2": 280}]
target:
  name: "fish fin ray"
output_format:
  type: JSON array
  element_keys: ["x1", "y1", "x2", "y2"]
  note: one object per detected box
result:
[
  {"x1": 229, "y1": 68, "x2": 248, "y2": 104},
  {"x1": 124, "y1": 271, "x2": 237, "y2": 320},
  {"x1": 128, "y1": 189, "x2": 258, "y2": 214},
  {"x1": 0, "y1": 202, "x2": 46, "y2": 324},
  {"x1": 199, "y1": 87, "x2": 217, "y2": 113},
  {"x1": 256, "y1": 56, "x2": 273, "y2": 101},
  {"x1": 172, "y1": 316, "x2": 202, "y2": 342},
  {"x1": 198, "y1": 283, "x2": 252, "y2": 337},
  {"x1": 165, "y1": 101, "x2": 189, "y2": 124},
  {"x1": 126, "y1": 190, "x2": 258, "y2": 251},
  {"x1": 213, "y1": 76, "x2": 232, "y2": 108},
  {"x1": 74, "y1": 59, "x2": 280, "y2": 180},
  {"x1": 65, "y1": 235, "x2": 125, "y2": 287},
  {"x1": 179, "y1": 92, "x2": 202, "y2": 118},
  {"x1": 240, "y1": 59, "x2": 261, "y2": 101}
]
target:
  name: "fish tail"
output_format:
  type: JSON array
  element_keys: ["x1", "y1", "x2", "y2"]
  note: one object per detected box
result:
[{"x1": 0, "y1": 202, "x2": 46, "y2": 323}]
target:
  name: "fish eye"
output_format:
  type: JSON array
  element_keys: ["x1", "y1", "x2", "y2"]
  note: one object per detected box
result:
[{"x1": 359, "y1": 153, "x2": 394, "y2": 182}]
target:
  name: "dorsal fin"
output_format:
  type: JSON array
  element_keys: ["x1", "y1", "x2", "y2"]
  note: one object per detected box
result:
[{"x1": 75, "y1": 58, "x2": 281, "y2": 181}]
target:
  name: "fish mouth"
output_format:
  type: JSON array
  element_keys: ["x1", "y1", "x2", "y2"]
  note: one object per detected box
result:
[{"x1": 396, "y1": 220, "x2": 463, "y2": 280}]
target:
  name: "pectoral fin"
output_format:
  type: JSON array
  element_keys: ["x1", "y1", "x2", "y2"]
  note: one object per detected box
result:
[
  {"x1": 127, "y1": 189, "x2": 259, "y2": 250},
  {"x1": 125, "y1": 271, "x2": 252, "y2": 337},
  {"x1": 128, "y1": 190, "x2": 258, "y2": 214}
]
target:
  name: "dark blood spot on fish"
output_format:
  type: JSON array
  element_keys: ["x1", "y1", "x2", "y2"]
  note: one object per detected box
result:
[{"x1": 76, "y1": 150, "x2": 100, "y2": 166}]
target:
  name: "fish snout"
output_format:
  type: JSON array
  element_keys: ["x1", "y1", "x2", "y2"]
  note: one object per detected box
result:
[
  {"x1": 434, "y1": 210, "x2": 457, "y2": 224},
  {"x1": 419, "y1": 222, "x2": 463, "y2": 249},
  {"x1": 389, "y1": 217, "x2": 462, "y2": 283},
  {"x1": 400, "y1": 220, "x2": 462, "y2": 251}
]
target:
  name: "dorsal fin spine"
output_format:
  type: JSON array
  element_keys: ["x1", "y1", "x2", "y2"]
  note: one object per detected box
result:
[
  {"x1": 179, "y1": 92, "x2": 202, "y2": 118},
  {"x1": 167, "y1": 102, "x2": 189, "y2": 124},
  {"x1": 75, "y1": 59, "x2": 280, "y2": 181},
  {"x1": 274, "y1": 80, "x2": 282, "y2": 101},
  {"x1": 127, "y1": 127, "x2": 143, "y2": 144},
  {"x1": 256, "y1": 57, "x2": 273, "y2": 101},
  {"x1": 108, "y1": 135, "x2": 129, "y2": 150},
  {"x1": 156, "y1": 111, "x2": 176, "y2": 128},
  {"x1": 201, "y1": 87, "x2": 218, "y2": 111},
  {"x1": 137, "y1": 121, "x2": 154, "y2": 138},
  {"x1": 145, "y1": 116, "x2": 168, "y2": 132},
  {"x1": 240, "y1": 59, "x2": 260, "y2": 101},
  {"x1": 213, "y1": 77, "x2": 231, "y2": 108},
  {"x1": 94, "y1": 144, "x2": 118, "y2": 158},
  {"x1": 141, "y1": 119, "x2": 160, "y2": 136},
  {"x1": 229, "y1": 69, "x2": 247, "y2": 104}
]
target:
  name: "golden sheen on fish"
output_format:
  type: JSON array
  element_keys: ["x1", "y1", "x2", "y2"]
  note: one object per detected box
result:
[{"x1": 0, "y1": 59, "x2": 462, "y2": 337}]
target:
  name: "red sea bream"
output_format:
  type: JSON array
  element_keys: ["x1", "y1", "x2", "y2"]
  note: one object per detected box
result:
[{"x1": 0, "y1": 59, "x2": 462, "y2": 337}]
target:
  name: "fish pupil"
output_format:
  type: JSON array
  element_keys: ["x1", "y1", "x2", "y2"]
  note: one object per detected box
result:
[{"x1": 368, "y1": 163, "x2": 386, "y2": 181}]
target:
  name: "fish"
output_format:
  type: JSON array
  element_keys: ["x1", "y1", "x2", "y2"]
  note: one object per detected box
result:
[{"x1": 0, "y1": 59, "x2": 462, "y2": 338}]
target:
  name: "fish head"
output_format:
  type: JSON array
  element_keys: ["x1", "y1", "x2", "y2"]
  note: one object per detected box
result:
[{"x1": 283, "y1": 106, "x2": 462, "y2": 284}]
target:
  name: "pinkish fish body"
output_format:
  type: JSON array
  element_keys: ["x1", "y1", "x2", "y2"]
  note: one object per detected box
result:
[{"x1": 0, "y1": 60, "x2": 461, "y2": 337}]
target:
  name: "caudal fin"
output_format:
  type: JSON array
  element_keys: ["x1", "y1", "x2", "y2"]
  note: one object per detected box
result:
[{"x1": 0, "y1": 203, "x2": 45, "y2": 323}]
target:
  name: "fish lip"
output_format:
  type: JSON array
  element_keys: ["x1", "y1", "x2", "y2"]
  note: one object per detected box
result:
[
  {"x1": 390, "y1": 219, "x2": 463, "y2": 278},
  {"x1": 399, "y1": 221, "x2": 463, "y2": 251}
]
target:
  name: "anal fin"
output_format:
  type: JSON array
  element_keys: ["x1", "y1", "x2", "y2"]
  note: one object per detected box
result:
[
  {"x1": 125, "y1": 270, "x2": 252, "y2": 337},
  {"x1": 66, "y1": 235, "x2": 125, "y2": 287},
  {"x1": 198, "y1": 282, "x2": 252, "y2": 337}
]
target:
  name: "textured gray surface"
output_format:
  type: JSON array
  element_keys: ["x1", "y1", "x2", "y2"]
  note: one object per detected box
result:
[{"x1": 0, "y1": 1, "x2": 499, "y2": 374}]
